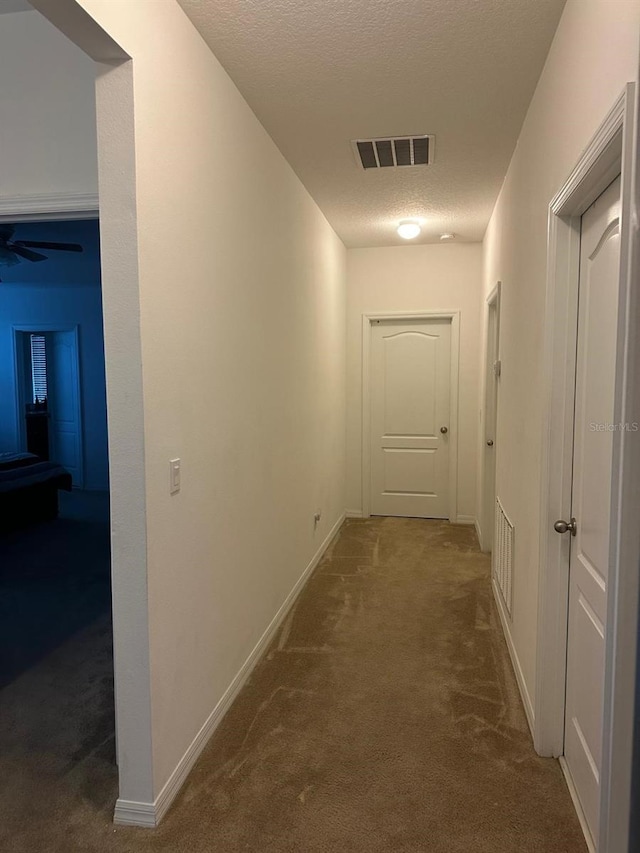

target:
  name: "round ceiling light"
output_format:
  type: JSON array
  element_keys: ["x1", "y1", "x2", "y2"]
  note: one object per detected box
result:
[{"x1": 397, "y1": 220, "x2": 421, "y2": 240}]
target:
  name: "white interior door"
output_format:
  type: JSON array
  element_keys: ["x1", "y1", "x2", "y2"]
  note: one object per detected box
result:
[
  {"x1": 563, "y1": 175, "x2": 621, "y2": 843},
  {"x1": 47, "y1": 329, "x2": 83, "y2": 487},
  {"x1": 370, "y1": 318, "x2": 451, "y2": 518}
]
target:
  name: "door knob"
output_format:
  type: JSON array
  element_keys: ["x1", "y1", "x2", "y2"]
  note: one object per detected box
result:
[
  {"x1": 440, "y1": 426, "x2": 448, "y2": 434},
  {"x1": 486, "y1": 439, "x2": 494, "y2": 446},
  {"x1": 554, "y1": 518, "x2": 577, "y2": 536}
]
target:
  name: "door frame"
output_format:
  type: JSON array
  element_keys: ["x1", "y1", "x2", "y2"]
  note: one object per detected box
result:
[
  {"x1": 536, "y1": 83, "x2": 638, "y2": 853},
  {"x1": 15, "y1": 0, "x2": 155, "y2": 816},
  {"x1": 479, "y1": 282, "x2": 501, "y2": 552},
  {"x1": 361, "y1": 311, "x2": 460, "y2": 522},
  {"x1": 12, "y1": 324, "x2": 84, "y2": 488}
]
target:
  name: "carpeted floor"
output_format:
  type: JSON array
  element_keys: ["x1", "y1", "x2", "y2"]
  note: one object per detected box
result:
[
  {"x1": 0, "y1": 490, "x2": 111, "y2": 688},
  {"x1": 0, "y1": 517, "x2": 587, "y2": 852}
]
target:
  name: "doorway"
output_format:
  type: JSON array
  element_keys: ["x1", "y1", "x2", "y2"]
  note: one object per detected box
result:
[
  {"x1": 3, "y1": 0, "x2": 153, "y2": 820},
  {"x1": 14, "y1": 327, "x2": 83, "y2": 486},
  {"x1": 561, "y1": 174, "x2": 621, "y2": 846},
  {"x1": 362, "y1": 312, "x2": 459, "y2": 521},
  {"x1": 536, "y1": 85, "x2": 638, "y2": 853},
  {"x1": 0, "y1": 216, "x2": 114, "y2": 824},
  {"x1": 481, "y1": 283, "x2": 501, "y2": 551}
]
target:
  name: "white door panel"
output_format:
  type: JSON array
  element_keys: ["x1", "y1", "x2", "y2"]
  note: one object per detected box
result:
[
  {"x1": 382, "y1": 332, "x2": 437, "y2": 435},
  {"x1": 383, "y1": 448, "x2": 436, "y2": 494},
  {"x1": 370, "y1": 319, "x2": 451, "y2": 518},
  {"x1": 564, "y1": 175, "x2": 621, "y2": 843}
]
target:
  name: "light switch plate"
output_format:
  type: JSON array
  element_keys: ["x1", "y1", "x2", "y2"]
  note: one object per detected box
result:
[{"x1": 169, "y1": 458, "x2": 181, "y2": 494}]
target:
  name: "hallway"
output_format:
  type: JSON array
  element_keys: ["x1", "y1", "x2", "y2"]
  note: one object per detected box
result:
[
  {"x1": 3, "y1": 1, "x2": 638, "y2": 843},
  {"x1": 1, "y1": 518, "x2": 585, "y2": 852}
]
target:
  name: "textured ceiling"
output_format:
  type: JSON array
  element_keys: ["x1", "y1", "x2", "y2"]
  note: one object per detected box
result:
[{"x1": 191, "y1": 1, "x2": 566, "y2": 246}]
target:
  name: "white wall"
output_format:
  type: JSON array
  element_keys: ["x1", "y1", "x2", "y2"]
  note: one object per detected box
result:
[
  {"x1": 346, "y1": 244, "x2": 482, "y2": 520},
  {"x1": 480, "y1": 0, "x2": 640, "y2": 715},
  {"x1": 30, "y1": 0, "x2": 347, "y2": 808},
  {"x1": 0, "y1": 10, "x2": 97, "y2": 201}
]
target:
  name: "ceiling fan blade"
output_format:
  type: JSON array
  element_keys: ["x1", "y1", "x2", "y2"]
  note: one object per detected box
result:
[
  {"x1": 10, "y1": 246, "x2": 48, "y2": 263},
  {"x1": 15, "y1": 240, "x2": 83, "y2": 253}
]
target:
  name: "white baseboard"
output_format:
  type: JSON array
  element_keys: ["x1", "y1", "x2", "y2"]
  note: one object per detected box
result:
[
  {"x1": 114, "y1": 511, "x2": 346, "y2": 828},
  {"x1": 559, "y1": 757, "x2": 596, "y2": 853},
  {"x1": 454, "y1": 514, "x2": 476, "y2": 525},
  {"x1": 474, "y1": 517, "x2": 483, "y2": 548},
  {"x1": 345, "y1": 509, "x2": 363, "y2": 519},
  {"x1": 113, "y1": 800, "x2": 157, "y2": 828},
  {"x1": 491, "y1": 577, "x2": 535, "y2": 736}
]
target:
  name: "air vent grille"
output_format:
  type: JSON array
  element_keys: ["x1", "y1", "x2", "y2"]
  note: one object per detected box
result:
[
  {"x1": 352, "y1": 135, "x2": 434, "y2": 169},
  {"x1": 493, "y1": 497, "x2": 514, "y2": 617}
]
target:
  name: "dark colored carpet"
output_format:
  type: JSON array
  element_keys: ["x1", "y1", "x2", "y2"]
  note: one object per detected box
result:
[
  {"x1": 0, "y1": 517, "x2": 587, "y2": 852},
  {"x1": 0, "y1": 490, "x2": 111, "y2": 688}
]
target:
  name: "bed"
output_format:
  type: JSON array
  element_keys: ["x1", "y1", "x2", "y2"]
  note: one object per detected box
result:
[{"x1": 0, "y1": 452, "x2": 72, "y2": 533}]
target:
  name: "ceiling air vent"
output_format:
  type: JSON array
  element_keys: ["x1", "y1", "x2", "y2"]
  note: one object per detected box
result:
[{"x1": 352, "y1": 135, "x2": 434, "y2": 170}]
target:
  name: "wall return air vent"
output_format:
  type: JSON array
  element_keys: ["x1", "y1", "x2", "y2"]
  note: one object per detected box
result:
[{"x1": 352, "y1": 135, "x2": 434, "y2": 169}]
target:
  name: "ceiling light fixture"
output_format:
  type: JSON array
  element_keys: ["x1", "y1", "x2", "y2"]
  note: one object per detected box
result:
[
  {"x1": 440, "y1": 233, "x2": 456, "y2": 242},
  {"x1": 397, "y1": 220, "x2": 421, "y2": 240}
]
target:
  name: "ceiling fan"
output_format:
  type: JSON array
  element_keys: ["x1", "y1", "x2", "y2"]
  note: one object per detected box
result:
[{"x1": 0, "y1": 224, "x2": 83, "y2": 281}]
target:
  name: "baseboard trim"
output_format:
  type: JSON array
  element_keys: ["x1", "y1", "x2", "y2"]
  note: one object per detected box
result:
[
  {"x1": 474, "y1": 517, "x2": 483, "y2": 549},
  {"x1": 114, "y1": 511, "x2": 346, "y2": 828},
  {"x1": 491, "y1": 577, "x2": 535, "y2": 736},
  {"x1": 559, "y1": 757, "x2": 596, "y2": 853},
  {"x1": 113, "y1": 799, "x2": 157, "y2": 828},
  {"x1": 454, "y1": 515, "x2": 476, "y2": 525},
  {"x1": 345, "y1": 509, "x2": 363, "y2": 519}
]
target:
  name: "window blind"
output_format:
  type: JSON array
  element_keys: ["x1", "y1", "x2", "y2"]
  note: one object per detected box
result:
[{"x1": 30, "y1": 334, "x2": 48, "y2": 403}]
